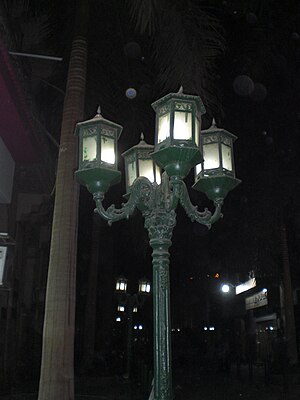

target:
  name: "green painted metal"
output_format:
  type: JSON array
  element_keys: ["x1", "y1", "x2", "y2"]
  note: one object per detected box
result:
[
  {"x1": 75, "y1": 167, "x2": 121, "y2": 194},
  {"x1": 151, "y1": 145, "x2": 203, "y2": 179},
  {"x1": 74, "y1": 92, "x2": 241, "y2": 400},
  {"x1": 90, "y1": 173, "x2": 227, "y2": 400},
  {"x1": 193, "y1": 175, "x2": 241, "y2": 201},
  {"x1": 145, "y1": 210, "x2": 175, "y2": 400}
]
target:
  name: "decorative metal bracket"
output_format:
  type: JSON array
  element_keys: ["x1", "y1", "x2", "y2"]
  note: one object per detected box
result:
[{"x1": 93, "y1": 173, "x2": 223, "y2": 229}]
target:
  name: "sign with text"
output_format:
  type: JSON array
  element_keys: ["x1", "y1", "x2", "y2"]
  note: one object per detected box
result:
[
  {"x1": 245, "y1": 289, "x2": 268, "y2": 310},
  {"x1": 236, "y1": 277, "x2": 256, "y2": 295}
]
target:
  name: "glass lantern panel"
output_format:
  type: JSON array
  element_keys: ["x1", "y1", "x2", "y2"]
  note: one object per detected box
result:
[
  {"x1": 203, "y1": 143, "x2": 220, "y2": 170},
  {"x1": 221, "y1": 144, "x2": 233, "y2": 171},
  {"x1": 139, "y1": 282, "x2": 151, "y2": 293},
  {"x1": 138, "y1": 159, "x2": 154, "y2": 182},
  {"x1": 195, "y1": 117, "x2": 200, "y2": 146},
  {"x1": 173, "y1": 111, "x2": 192, "y2": 140},
  {"x1": 155, "y1": 165, "x2": 161, "y2": 185},
  {"x1": 83, "y1": 136, "x2": 97, "y2": 161},
  {"x1": 158, "y1": 113, "x2": 170, "y2": 143},
  {"x1": 195, "y1": 163, "x2": 202, "y2": 176},
  {"x1": 128, "y1": 161, "x2": 137, "y2": 187},
  {"x1": 116, "y1": 280, "x2": 127, "y2": 292},
  {"x1": 101, "y1": 135, "x2": 115, "y2": 164}
]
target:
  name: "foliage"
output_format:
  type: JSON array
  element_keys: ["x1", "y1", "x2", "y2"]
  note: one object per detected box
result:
[{"x1": 128, "y1": 0, "x2": 225, "y2": 115}]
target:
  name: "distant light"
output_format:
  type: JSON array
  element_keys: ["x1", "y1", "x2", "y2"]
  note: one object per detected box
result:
[
  {"x1": 138, "y1": 325, "x2": 143, "y2": 330},
  {"x1": 134, "y1": 325, "x2": 138, "y2": 330},
  {"x1": 214, "y1": 273, "x2": 220, "y2": 279},
  {"x1": 118, "y1": 305, "x2": 125, "y2": 312},
  {"x1": 177, "y1": 328, "x2": 180, "y2": 332},
  {"x1": 209, "y1": 327, "x2": 215, "y2": 331},
  {"x1": 116, "y1": 317, "x2": 121, "y2": 322},
  {"x1": 133, "y1": 307, "x2": 138, "y2": 313},
  {"x1": 204, "y1": 327, "x2": 208, "y2": 331},
  {"x1": 222, "y1": 284, "x2": 230, "y2": 293},
  {"x1": 262, "y1": 288, "x2": 268, "y2": 293},
  {"x1": 125, "y1": 88, "x2": 137, "y2": 99},
  {"x1": 269, "y1": 326, "x2": 274, "y2": 331}
]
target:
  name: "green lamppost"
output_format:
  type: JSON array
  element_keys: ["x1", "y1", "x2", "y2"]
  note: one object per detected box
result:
[
  {"x1": 115, "y1": 276, "x2": 151, "y2": 379},
  {"x1": 75, "y1": 89, "x2": 240, "y2": 400}
]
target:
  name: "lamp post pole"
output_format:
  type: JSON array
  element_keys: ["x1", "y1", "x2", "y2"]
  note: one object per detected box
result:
[
  {"x1": 146, "y1": 209, "x2": 174, "y2": 399},
  {"x1": 75, "y1": 89, "x2": 240, "y2": 400}
]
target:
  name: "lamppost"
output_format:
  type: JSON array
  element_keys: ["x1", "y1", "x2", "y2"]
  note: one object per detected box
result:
[
  {"x1": 115, "y1": 275, "x2": 151, "y2": 379},
  {"x1": 74, "y1": 88, "x2": 240, "y2": 400}
]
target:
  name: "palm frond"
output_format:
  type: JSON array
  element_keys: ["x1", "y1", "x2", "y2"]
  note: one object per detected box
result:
[
  {"x1": 127, "y1": 0, "x2": 163, "y2": 35},
  {"x1": 150, "y1": 2, "x2": 225, "y2": 115}
]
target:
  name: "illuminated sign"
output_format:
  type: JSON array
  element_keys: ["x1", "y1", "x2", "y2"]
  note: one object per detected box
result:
[
  {"x1": 235, "y1": 277, "x2": 256, "y2": 295},
  {"x1": 245, "y1": 289, "x2": 268, "y2": 310}
]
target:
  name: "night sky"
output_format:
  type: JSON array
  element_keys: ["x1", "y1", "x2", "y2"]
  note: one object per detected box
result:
[
  {"x1": 72, "y1": 1, "x2": 300, "y2": 329},
  {"x1": 7, "y1": 0, "x2": 300, "y2": 357}
]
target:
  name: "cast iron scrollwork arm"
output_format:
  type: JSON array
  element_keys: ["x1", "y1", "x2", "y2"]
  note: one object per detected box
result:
[
  {"x1": 93, "y1": 177, "x2": 154, "y2": 225},
  {"x1": 171, "y1": 178, "x2": 223, "y2": 228}
]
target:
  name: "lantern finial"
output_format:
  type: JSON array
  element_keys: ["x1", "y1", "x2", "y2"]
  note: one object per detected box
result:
[
  {"x1": 211, "y1": 118, "x2": 217, "y2": 128},
  {"x1": 177, "y1": 86, "x2": 184, "y2": 94},
  {"x1": 96, "y1": 105, "x2": 101, "y2": 116},
  {"x1": 140, "y1": 132, "x2": 145, "y2": 141}
]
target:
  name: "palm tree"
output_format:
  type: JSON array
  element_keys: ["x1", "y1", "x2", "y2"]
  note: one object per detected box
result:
[{"x1": 37, "y1": 2, "x2": 88, "y2": 399}]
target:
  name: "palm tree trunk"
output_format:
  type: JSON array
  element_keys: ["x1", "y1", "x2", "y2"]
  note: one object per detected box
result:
[{"x1": 38, "y1": 3, "x2": 88, "y2": 399}]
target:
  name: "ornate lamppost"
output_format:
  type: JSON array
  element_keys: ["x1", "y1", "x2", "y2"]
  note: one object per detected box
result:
[
  {"x1": 115, "y1": 276, "x2": 151, "y2": 379},
  {"x1": 74, "y1": 89, "x2": 240, "y2": 400}
]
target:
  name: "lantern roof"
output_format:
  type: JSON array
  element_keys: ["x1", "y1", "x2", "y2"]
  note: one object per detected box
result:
[
  {"x1": 151, "y1": 86, "x2": 206, "y2": 115},
  {"x1": 122, "y1": 133, "x2": 154, "y2": 157},
  {"x1": 75, "y1": 106, "x2": 123, "y2": 139},
  {"x1": 202, "y1": 119, "x2": 238, "y2": 141}
]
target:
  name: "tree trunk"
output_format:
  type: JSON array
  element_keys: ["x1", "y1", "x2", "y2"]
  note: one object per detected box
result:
[{"x1": 38, "y1": 4, "x2": 88, "y2": 399}]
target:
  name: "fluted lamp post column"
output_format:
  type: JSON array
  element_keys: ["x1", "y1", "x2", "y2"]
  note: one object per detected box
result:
[{"x1": 74, "y1": 89, "x2": 240, "y2": 400}]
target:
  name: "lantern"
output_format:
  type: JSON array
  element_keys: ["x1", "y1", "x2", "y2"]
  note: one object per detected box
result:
[
  {"x1": 122, "y1": 133, "x2": 161, "y2": 193},
  {"x1": 138, "y1": 277, "x2": 151, "y2": 294},
  {"x1": 116, "y1": 276, "x2": 128, "y2": 293},
  {"x1": 74, "y1": 107, "x2": 123, "y2": 194},
  {"x1": 151, "y1": 87, "x2": 205, "y2": 178},
  {"x1": 193, "y1": 120, "x2": 241, "y2": 200}
]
